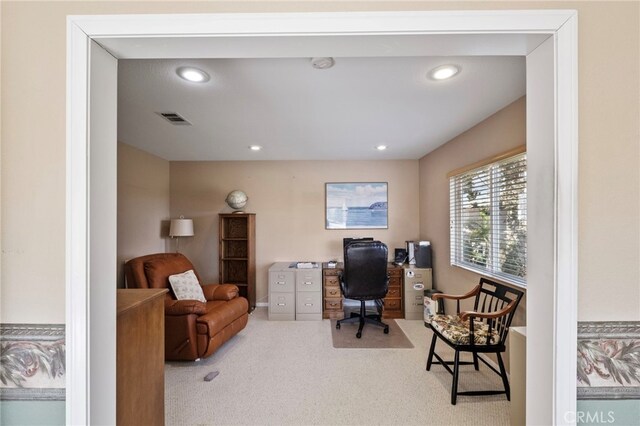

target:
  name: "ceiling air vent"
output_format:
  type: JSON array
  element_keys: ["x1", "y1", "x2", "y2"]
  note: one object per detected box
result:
[{"x1": 156, "y1": 112, "x2": 192, "y2": 125}]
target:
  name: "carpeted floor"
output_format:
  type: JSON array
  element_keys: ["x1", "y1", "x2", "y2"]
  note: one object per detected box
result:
[
  {"x1": 165, "y1": 308, "x2": 510, "y2": 425},
  {"x1": 330, "y1": 318, "x2": 414, "y2": 348}
]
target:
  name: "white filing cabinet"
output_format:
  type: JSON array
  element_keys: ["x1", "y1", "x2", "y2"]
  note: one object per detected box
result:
[
  {"x1": 268, "y1": 263, "x2": 295, "y2": 320},
  {"x1": 403, "y1": 266, "x2": 432, "y2": 320},
  {"x1": 295, "y1": 268, "x2": 322, "y2": 320},
  {"x1": 268, "y1": 262, "x2": 322, "y2": 321}
]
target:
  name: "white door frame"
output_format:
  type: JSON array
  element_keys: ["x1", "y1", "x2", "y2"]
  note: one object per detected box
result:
[{"x1": 67, "y1": 10, "x2": 578, "y2": 425}]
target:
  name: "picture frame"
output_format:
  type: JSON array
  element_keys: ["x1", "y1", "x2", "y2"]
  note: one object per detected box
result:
[{"x1": 325, "y1": 182, "x2": 388, "y2": 230}]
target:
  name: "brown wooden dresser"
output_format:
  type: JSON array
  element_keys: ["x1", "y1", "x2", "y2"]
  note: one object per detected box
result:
[
  {"x1": 117, "y1": 288, "x2": 167, "y2": 426},
  {"x1": 322, "y1": 263, "x2": 404, "y2": 319}
]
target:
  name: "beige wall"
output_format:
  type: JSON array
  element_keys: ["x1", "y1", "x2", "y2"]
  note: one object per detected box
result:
[
  {"x1": 419, "y1": 97, "x2": 526, "y2": 324},
  {"x1": 1, "y1": 1, "x2": 638, "y2": 324},
  {"x1": 117, "y1": 142, "x2": 170, "y2": 288},
  {"x1": 0, "y1": 1, "x2": 2, "y2": 316},
  {"x1": 170, "y1": 160, "x2": 419, "y2": 304},
  {"x1": 576, "y1": 2, "x2": 639, "y2": 320}
]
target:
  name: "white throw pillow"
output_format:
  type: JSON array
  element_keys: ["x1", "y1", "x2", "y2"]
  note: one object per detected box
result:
[{"x1": 168, "y1": 270, "x2": 206, "y2": 303}]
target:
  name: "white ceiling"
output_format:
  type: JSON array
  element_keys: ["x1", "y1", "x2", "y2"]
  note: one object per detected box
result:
[{"x1": 117, "y1": 55, "x2": 525, "y2": 161}]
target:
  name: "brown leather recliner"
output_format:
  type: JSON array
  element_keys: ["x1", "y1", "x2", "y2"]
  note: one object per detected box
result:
[{"x1": 125, "y1": 253, "x2": 249, "y2": 361}]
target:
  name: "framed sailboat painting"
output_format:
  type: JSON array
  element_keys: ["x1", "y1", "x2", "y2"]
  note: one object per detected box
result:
[{"x1": 325, "y1": 182, "x2": 388, "y2": 229}]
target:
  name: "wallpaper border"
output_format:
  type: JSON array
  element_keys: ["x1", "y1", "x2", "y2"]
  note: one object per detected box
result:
[
  {"x1": 2, "y1": 320, "x2": 638, "y2": 401},
  {"x1": 577, "y1": 321, "x2": 640, "y2": 400},
  {"x1": 0, "y1": 323, "x2": 65, "y2": 401}
]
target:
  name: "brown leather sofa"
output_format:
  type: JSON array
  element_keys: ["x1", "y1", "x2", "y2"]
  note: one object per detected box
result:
[{"x1": 125, "y1": 253, "x2": 249, "y2": 361}]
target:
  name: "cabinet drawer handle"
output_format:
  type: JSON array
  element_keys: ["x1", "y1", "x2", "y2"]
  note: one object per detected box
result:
[
  {"x1": 329, "y1": 279, "x2": 337, "y2": 284},
  {"x1": 329, "y1": 303, "x2": 338, "y2": 307},
  {"x1": 277, "y1": 303, "x2": 286, "y2": 306},
  {"x1": 305, "y1": 303, "x2": 313, "y2": 306},
  {"x1": 389, "y1": 290, "x2": 398, "y2": 295},
  {"x1": 329, "y1": 290, "x2": 338, "y2": 295},
  {"x1": 304, "y1": 281, "x2": 312, "y2": 285},
  {"x1": 276, "y1": 281, "x2": 286, "y2": 285}
]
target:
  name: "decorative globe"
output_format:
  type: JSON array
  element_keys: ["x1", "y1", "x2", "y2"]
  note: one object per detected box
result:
[{"x1": 225, "y1": 190, "x2": 248, "y2": 210}]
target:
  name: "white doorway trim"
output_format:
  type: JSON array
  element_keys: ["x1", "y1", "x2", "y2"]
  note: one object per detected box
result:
[{"x1": 66, "y1": 10, "x2": 578, "y2": 425}]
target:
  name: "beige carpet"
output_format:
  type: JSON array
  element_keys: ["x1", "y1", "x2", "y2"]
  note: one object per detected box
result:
[
  {"x1": 330, "y1": 318, "x2": 414, "y2": 348},
  {"x1": 165, "y1": 308, "x2": 510, "y2": 425}
]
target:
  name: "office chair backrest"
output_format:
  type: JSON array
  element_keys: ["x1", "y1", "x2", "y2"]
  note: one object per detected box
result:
[{"x1": 342, "y1": 241, "x2": 389, "y2": 300}]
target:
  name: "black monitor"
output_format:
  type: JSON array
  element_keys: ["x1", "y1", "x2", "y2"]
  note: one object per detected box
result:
[{"x1": 343, "y1": 237, "x2": 374, "y2": 252}]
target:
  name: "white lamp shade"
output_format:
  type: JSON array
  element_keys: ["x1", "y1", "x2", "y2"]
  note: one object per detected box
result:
[{"x1": 169, "y1": 218, "x2": 194, "y2": 237}]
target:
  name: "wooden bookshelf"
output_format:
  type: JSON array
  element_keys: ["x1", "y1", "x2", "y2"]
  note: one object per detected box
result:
[{"x1": 219, "y1": 213, "x2": 256, "y2": 312}]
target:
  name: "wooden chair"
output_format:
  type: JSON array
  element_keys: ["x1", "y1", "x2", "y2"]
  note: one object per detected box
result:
[{"x1": 425, "y1": 277, "x2": 524, "y2": 405}]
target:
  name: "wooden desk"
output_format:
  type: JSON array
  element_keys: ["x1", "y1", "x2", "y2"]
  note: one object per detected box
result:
[
  {"x1": 117, "y1": 288, "x2": 167, "y2": 426},
  {"x1": 322, "y1": 263, "x2": 404, "y2": 319}
]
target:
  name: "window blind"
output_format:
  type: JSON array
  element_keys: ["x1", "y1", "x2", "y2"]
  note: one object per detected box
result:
[{"x1": 450, "y1": 152, "x2": 527, "y2": 286}]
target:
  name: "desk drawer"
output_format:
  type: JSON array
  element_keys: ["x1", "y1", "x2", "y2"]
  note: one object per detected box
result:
[
  {"x1": 324, "y1": 286, "x2": 341, "y2": 298},
  {"x1": 269, "y1": 271, "x2": 295, "y2": 293},
  {"x1": 323, "y1": 268, "x2": 340, "y2": 277},
  {"x1": 324, "y1": 298, "x2": 343, "y2": 312},
  {"x1": 386, "y1": 286, "x2": 401, "y2": 298},
  {"x1": 389, "y1": 276, "x2": 402, "y2": 287},
  {"x1": 384, "y1": 298, "x2": 402, "y2": 311},
  {"x1": 269, "y1": 293, "x2": 295, "y2": 314},
  {"x1": 388, "y1": 268, "x2": 403, "y2": 278},
  {"x1": 323, "y1": 275, "x2": 340, "y2": 288},
  {"x1": 296, "y1": 292, "x2": 322, "y2": 314}
]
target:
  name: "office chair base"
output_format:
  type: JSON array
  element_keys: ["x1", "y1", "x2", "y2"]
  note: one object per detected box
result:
[{"x1": 336, "y1": 301, "x2": 389, "y2": 338}]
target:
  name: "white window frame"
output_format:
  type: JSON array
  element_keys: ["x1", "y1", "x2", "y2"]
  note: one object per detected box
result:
[{"x1": 450, "y1": 153, "x2": 527, "y2": 287}]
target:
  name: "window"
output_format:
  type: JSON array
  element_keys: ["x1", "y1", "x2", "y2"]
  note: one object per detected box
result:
[{"x1": 449, "y1": 152, "x2": 527, "y2": 286}]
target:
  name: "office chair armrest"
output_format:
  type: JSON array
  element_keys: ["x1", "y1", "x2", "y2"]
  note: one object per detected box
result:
[
  {"x1": 459, "y1": 299, "x2": 518, "y2": 322},
  {"x1": 432, "y1": 284, "x2": 481, "y2": 301},
  {"x1": 165, "y1": 299, "x2": 207, "y2": 316}
]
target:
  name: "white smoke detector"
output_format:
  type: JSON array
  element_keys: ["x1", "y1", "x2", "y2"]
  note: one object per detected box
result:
[{"x1": 310, "y1": 57, "x2": 335, "y2": 70}]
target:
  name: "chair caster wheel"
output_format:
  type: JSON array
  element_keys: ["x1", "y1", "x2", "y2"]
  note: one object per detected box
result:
[
  {"x1": 336, "y1": 323, "x2": 340, "y2": 329},
  {"x1": 356, "y1": 332, "x2": 362, "y2": 339},
  {"x1": 384, "y1": 326, "x2": 389, "y2": 334}
]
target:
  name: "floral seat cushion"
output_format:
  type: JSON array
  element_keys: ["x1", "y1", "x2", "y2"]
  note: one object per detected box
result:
[{"x1": 430, "y1": 314, "x2": 500, "y2": 345}]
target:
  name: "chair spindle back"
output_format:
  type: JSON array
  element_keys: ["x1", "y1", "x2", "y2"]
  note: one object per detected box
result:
[{"x1": 472, "y1": 278, "x2": 524, "y2": 345}]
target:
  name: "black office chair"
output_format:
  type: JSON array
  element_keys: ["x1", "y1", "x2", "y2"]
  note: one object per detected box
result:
[{"x1": 336, "y1": 241, "x2": 389, "y2": 338}]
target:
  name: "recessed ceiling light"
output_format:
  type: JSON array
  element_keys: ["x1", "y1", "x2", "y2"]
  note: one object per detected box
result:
[
  {"x1": 429, "y1": 65, "x2": 461, "y2": 81},
  {"x1": 376, "y1": 145, "x2": 388, "y2": 151},
  {"x1": 176, "y1": 67, "x2": 210, "y2": 83},
  {"x1": 249, "y1": 145, "x2": 262, "y2": 151}
]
